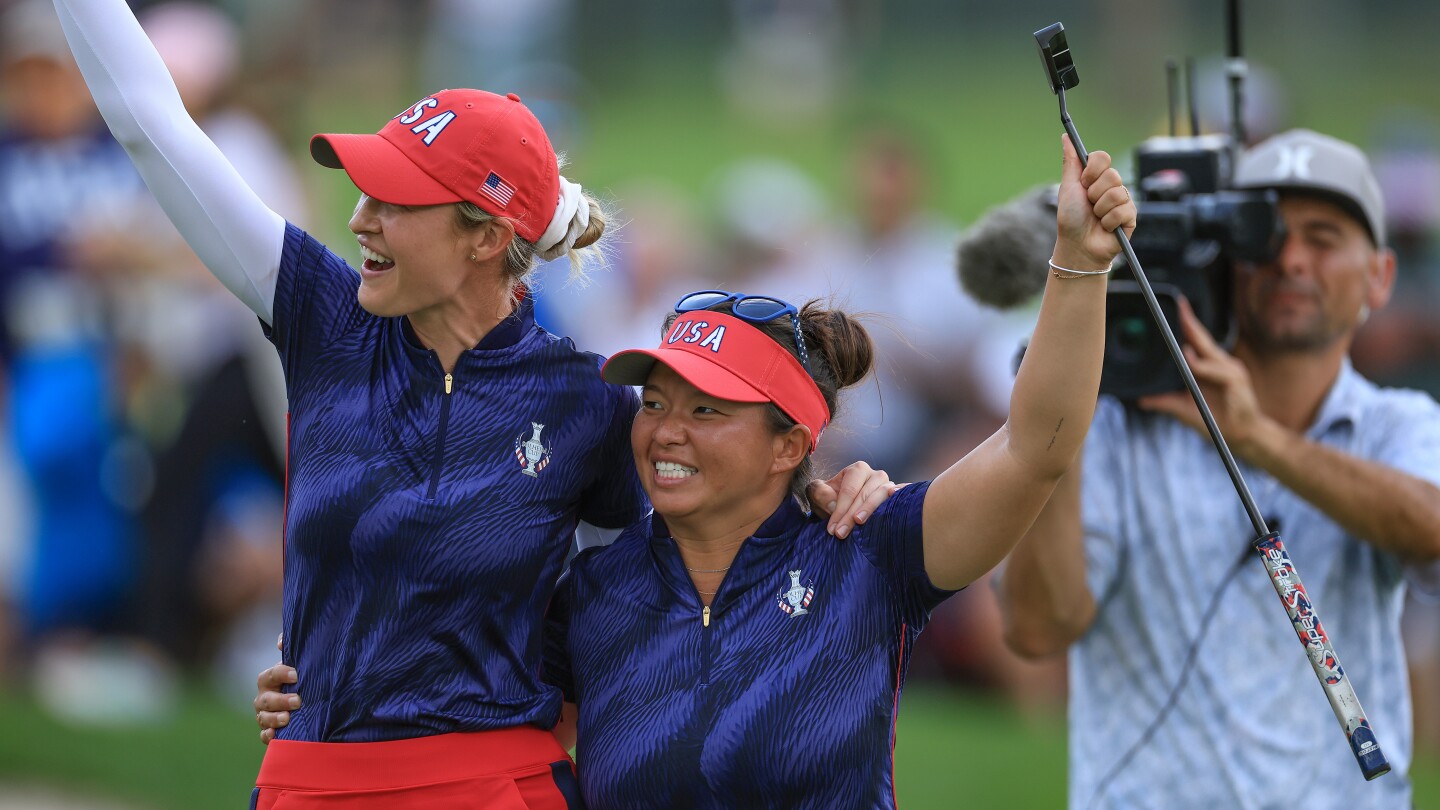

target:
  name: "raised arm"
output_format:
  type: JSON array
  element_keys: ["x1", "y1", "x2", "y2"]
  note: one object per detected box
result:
[
  {"x1": 52, "y1": 0, "x2": 284, "y2": 324},
  {"x1": 996, "y1": 458, "x2": 1096, "y2": 657},
  {"x1": 920, "y1": 135, "x2": 1133, "y2": 591}
]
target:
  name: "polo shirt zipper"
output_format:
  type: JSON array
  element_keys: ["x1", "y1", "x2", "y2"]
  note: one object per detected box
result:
[
  {"x1": 700, "y1": 604, "x2": 713, "y2": 686},
  {"x1": 426, "y1": 372, "x2": 454, "y2": 500}
]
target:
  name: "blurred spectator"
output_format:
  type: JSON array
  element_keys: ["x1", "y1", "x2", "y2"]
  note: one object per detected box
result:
[
  {"x1": 720, "y1": 0, "x2": 854, "y2": 125},
  {"x1": 0, "y1": 0, "x2": 144, "y2": 649},
  {"x1": 259, "y1": 0, "x2": 419, "y2": 123},
  {"x1": 1351, "y1": 114, "x2": 1440, "y2": 757},
  {"x1": 193, "y1": 468, "x2": 286, "y2": 699},
  {"x1": 708, "y1": 156, "x2": 844, "y2": 304},
  {"x1": 420, "y1": 0, "x2": 586, "y2": 148},
  {"x1": 0, "y1": 401, "x2": 28, "y2": 682},
  {"x1": 1351, "y1": 116, "x2": 1440, "y2": 394},
  {"x1": 823, "y1": 126, "x2": 1012, "y2": 481},
  {"x1": 4, "y1": 0, "x2": 297, "y2": 691},
  {"x1": 825, "y1": 126, "x2": 1062, "y2": 715},
  {"x1": 85, "y1": 2, "x2": 299, "y2": 676}
]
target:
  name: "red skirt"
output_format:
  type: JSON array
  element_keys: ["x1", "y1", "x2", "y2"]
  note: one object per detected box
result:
[{"x1": 252, "y1": 726, "x2": 581, "y2": 809}]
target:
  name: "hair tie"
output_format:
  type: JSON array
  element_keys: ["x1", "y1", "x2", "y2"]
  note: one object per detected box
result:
[{"x1": 535, "y1": 176, "x2": 587, "y2": 253}]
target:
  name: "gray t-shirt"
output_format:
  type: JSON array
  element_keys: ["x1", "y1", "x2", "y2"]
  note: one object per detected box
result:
[{"x1": 1071, "y1": 361, "x2": 1440, "y2": 809}]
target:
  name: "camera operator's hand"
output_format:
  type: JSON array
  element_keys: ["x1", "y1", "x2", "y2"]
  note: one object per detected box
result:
[
  {"x1": 1137, "y1": 299, "x2": 1274, "y2": 457},
  {"x1": 1053, "y1": 135, "x2": 1136, "y2": 270}
]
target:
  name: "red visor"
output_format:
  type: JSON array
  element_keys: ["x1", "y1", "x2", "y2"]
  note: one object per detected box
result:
[{"x1": 602, "y1": 312, "x2": 830, "y2": 452}]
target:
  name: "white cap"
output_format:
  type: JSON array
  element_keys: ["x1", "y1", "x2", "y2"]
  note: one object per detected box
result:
[{"x1": 1235, "y1": 128, "x2": 1386, "y2": 247}]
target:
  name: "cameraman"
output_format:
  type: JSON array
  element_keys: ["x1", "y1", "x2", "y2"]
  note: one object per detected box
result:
[{"x1": 998, "y1": 128, "x2": 1440, "y2": 808}]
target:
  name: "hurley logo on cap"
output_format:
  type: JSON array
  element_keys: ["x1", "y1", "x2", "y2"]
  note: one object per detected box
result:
[
  {"x1": 1273, "y1": 144, "x2": 1314, "y2": 180},
  {"x1": 1235, "y1": 129, "x2": 1388, "y2": 247}
]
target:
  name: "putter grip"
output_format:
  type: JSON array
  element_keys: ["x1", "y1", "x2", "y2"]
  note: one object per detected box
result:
[{"x1": 1253, "y1": 532, "x2": 1391, "y2": 781}]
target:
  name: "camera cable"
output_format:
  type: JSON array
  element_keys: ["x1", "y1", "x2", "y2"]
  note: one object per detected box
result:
[{"x1": 1085, "y1": 540, "x2": 1253, "y2": 810}]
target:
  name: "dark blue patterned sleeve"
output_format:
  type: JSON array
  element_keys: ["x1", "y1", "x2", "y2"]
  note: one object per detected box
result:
[
  {"x1": 577, "y1": 384, "x2": 648, "y2": 529},
  {"x1": 263, "y1": 223, "x2": 368, "y2": 386},
  {"x1": 851, "y1": 480, "x2": 957, "y2": 627},
  {"x1": 542, "y1": 569, "x2": 577, "y2": 703}
]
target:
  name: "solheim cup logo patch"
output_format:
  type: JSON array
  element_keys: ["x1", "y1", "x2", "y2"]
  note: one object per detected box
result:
[
  {"x1": 777, "y1": 569, "x2": 816, "y2": 617},
  {"x1": 515, "y1": 422, "x2": 553, "y2": 477}
]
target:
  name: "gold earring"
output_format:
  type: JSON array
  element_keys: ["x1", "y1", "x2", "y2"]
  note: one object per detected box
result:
[{"x1": 469, "y1": 254, "x2": 477, "y2": 262}]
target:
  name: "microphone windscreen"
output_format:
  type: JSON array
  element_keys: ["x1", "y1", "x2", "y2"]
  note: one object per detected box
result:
[{"x1": 956, "y1": 184, "x2": 1059, "y2": 310}]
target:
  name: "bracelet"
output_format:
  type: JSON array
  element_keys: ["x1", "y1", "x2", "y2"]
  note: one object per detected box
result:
[{"x1": 1049, "y1": 259, "x2": 1113, "y2": 279}]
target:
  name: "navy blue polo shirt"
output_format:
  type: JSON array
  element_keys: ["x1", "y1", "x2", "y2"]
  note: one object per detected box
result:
[
  {"x1": 268, "y1": 223, "x2": 647, "y2": 742},
  {"x1": 545, "y1": 481, "x2": 954, "y2": 809}
]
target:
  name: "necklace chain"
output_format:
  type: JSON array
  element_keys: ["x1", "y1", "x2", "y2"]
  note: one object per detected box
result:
[{"x1": 688, "y1": 559, "x2": 729, "y2": 596}]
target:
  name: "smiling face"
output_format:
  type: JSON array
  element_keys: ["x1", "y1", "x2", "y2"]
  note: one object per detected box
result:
[
  {"x1": 632, "y1": 364, "x2": 806, "y2": 537},
  {"x1": 348, "y1": 195, "x2": 489, "y2": 318},
  {"x1": 1233, "y1": 195, "x2": 1395, "y2": 356}
]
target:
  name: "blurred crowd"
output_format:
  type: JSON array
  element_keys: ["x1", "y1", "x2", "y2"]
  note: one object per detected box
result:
[{"x1": 0, "y1": 0, "x2": 1436, "y2": 760}]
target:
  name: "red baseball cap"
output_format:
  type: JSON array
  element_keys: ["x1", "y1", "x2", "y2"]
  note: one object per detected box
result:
[
  {"x1": 310, "y1": 89, "x2": 559, "y2": 244},
  {"x1": 602, "y1": 312, "x2": 831, "y2": 452}
]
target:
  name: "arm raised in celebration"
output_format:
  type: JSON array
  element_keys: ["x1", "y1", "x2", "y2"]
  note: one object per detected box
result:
[
  {"x1": 922, "y1": 135, "x2": 1134, "y2": 591},
  {"x1": 52, "y1": 0, "x2": 284, "y2": 324}
]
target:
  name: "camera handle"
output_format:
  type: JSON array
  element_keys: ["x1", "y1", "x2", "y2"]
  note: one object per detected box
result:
[{"x1": 1034, "y1": 21, "x2": 1391, "y2": 785}]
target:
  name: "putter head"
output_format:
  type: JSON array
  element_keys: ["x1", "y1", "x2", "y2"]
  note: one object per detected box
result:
[{"x1": 1034, "y1": 23, "x2": 1079, "y2": 94}]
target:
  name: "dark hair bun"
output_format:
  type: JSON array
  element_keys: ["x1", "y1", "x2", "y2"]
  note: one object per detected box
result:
[{"x1": 800, "y1": 302, "x2": 874, "y2": 392}]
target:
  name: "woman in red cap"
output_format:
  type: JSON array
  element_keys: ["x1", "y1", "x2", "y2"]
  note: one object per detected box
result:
[
  {"x1": 260, "y1": 134, "x2": 1136, "y2": 808},
  {"x1": 50, "y1": 0, "x2": 889, "y2": 807}
]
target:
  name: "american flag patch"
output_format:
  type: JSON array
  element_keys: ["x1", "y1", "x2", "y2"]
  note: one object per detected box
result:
[{"x1": 479, "y1": 172, "x2": 516, "y2": 207}]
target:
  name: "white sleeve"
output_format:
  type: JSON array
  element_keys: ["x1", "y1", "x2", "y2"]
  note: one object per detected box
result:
[{"x1": 52, "y1": 0, "x2": 283, "y2": 325}]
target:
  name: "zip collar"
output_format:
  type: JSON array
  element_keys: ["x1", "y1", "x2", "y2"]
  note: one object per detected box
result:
[
  {"x1": 398, "y1": 291, "x2": 538, "y2": 374},
  {"x1": 647, "y1": 497, "x2": 809, "y2": 612}
]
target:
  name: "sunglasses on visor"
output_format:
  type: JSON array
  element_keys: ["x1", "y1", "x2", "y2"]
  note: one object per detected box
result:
[{"x1": 673, "y1": 290, "x2": 812, "y2": 374}]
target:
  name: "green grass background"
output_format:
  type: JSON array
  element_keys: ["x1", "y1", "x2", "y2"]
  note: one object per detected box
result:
[{"x1": 0, "y1": 685, "x2": 1435, "y2": 809}]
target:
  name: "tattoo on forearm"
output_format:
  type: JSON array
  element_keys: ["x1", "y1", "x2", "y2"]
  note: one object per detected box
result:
[{"x1": 1046, "y1": 417, "x2": 1065, "y2": 451}]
